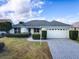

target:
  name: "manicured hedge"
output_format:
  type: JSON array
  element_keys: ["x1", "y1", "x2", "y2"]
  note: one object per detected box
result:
[
  {"x1": 32, "y1": 34, "x2": 40, "y2": 39},
  {"x1": 42, "y1": 31, "x2": 47, "y2": 39},
  {"x1": 69, "y1": 30, "x2": 78, "y2": 40},
  {"x1": 6, "y1": 33, "x2": 31, "y2": 38}
]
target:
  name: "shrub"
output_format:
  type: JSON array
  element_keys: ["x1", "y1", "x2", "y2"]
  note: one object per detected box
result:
[
  {"x1": 69, "y1": 30, "x2": 78, "y2": 40},
  {"x1": 42, "y1": 31, "x2": 47, "y2": 39},
  {"x1": 0, "y1": 42, "x2": 5, "y2": 52},
  {"x1": 6, "y1": 33, "x2": 31, "y2": 38},
  {"x1": 32, "y1": 34, "x2": 40, "y2": 39}
]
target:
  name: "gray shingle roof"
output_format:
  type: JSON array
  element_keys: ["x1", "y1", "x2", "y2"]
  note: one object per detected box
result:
[
  {"x1": 25, "y1": 20, "x2": 50, "y2": 26},
  {"x1": 25, "y1": 20, "x2": 71, "y2": 26},
  {"x1": 13, "y1": 20, "x2": 71, "y2": 28}
]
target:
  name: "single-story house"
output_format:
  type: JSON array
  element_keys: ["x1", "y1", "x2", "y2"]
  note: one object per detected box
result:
[{"x1": 10, "y1": 20, "x2": 72, "y2": 39}]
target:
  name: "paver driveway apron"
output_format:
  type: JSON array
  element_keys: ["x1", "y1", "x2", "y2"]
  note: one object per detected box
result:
[{"x1": 47, "y1": 39, "x2": 79, "y2": 59}]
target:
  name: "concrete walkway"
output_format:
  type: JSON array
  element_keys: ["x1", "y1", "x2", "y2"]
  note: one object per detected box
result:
[{"x1": 47, "y1": 39, "x2": 79, "y2": 59}]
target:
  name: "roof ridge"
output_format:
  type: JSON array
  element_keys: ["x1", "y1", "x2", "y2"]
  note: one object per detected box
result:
[{"x1": 27, "y1": 20, "x2": 49, "y2": 22}]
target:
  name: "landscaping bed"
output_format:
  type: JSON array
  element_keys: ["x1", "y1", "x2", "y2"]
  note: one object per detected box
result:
[{"x1": 0, "y1": 37, "x2": 52, "y2": 59}]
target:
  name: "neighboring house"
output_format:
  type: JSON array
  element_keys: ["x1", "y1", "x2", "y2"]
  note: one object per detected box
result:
[
  {"x1": 72, "y1": 22, "x2": 79, "y2": 30},
  {"x1": 10, "y1": 20, "x2": 71, "y2": 39},
  {"x1": 72, "y1": 22, "x2": 79, "y2": 37}
]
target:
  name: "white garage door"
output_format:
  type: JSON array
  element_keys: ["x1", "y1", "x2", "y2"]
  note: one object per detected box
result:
[{"x1": 47, "y1": 30, "x2": 69, "y2": 38}]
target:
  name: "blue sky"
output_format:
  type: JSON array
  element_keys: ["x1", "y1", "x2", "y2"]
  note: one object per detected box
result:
[
  {"x1": 0, "y1": 0, "x2": 7, "y2": 6},
  {"x1": 44, "y1": 0, "x2": 79, "y2": 17},
  {"x1": 40, "y1": 0, "x2": 79, "y2": 23},
  {"x1": 0, "y1": 0, "x2": 79, "y2": 24}
]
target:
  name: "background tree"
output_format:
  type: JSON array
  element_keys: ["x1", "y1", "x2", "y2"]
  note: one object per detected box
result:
[{"x1": 0, "y1": 22, "x2": 12, "y2": 33}]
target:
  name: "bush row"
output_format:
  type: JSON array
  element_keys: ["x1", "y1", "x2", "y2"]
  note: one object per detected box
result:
[
  {"x1": 32, "y1": 31, "x2": 47, "y2": 40},
  {"x1": 6, "y1": 33, "x2": 31, "y2": 38}
]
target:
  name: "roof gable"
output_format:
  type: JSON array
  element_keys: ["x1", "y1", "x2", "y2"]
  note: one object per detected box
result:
[{"x1": 50, "y1": 20, "x2": 71, "y2": 26}]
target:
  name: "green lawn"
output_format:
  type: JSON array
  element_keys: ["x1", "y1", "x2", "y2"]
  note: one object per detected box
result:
[{"x1": 0, "y1": 37, "x2": 52, "y2": 59}]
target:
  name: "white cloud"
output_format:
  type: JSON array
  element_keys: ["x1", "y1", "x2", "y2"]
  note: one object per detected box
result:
[
  {"x1": 1, "y1": 0, "x2": 79, "y2": 24},
  {"x1": 30, "y1": 17, "x2": 45, "y2": 20},
  {"x1": 51, "y1": 14, "x2": 79, "y2": 24},
  {"x1": 38, "y1": 9, "x2": 43, "y2": 14},
  {"x1": 0, "y1": 0, "x2": 45, "y2": 24},
  {"x1": 32, "y1": 1, "x2": 44, "y2": 8}
]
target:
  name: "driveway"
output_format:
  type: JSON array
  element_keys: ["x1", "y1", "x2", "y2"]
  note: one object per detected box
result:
[{"x1": 47, "y1": 39, "x2": 79, "y2": 59}]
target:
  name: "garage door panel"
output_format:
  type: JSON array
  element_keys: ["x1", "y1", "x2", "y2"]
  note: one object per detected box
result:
[{"x1": 47, "y1": 30, "x2": 69, "y2": 38}]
